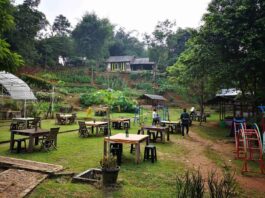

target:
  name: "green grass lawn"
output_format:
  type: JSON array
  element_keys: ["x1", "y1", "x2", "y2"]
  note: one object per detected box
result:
[
  {"x1": 0, "y1": 108, "x2": 188, "y2": 197},
  {"x1": 0, "y1": 109, "x2": 263, "y2": 197}
]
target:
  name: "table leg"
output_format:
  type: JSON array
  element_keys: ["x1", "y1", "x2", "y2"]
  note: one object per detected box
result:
[
  {"x1": 146, "y1": 136, "x2": 149, "y2": 145},
  {"x1": 129, "y1": 119, "x2": 131, "y2": 128},
  {"x1": 167, "y1": 129, "x2": 170, "y2": 141},
  {"x1": 135, "y1": 143, "x2": 140, "y2": 164},
  {"x1": 10, "y1": 131, "x2": 15, "y2": 151},
  {"x1": 103, "y1": 140, "x2": 107, "y2": 156},
  {"x1": 162, "y1": 131, "x2": 165, "y2": 143},
  {"x1": 96, "y1": 126, "x2": 99, "y2": 135},
  {"x1": 35, "y1": 137, "x2": 39, "y2": 145},
  {"x1": 28, "y1": 135, "x2": 34, "y2": 152}
]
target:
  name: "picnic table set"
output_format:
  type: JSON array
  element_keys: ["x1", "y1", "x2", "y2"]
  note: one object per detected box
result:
[
  {"x1": 7, "y1": 112, "x2": 179, "y2": 165},
  {"x1": 9, "y1": 117, "x2": 59, "y2": 153}
]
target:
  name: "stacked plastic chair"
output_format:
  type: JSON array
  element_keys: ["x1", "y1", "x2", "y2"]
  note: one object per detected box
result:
[{"x1": 240, "y1": 123, "x2": 264, "y2": 173}]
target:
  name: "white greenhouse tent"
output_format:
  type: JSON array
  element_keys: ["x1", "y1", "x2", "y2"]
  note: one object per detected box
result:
[{"x1": 0, "y1": 71, "x2": 37, "y2": 118}]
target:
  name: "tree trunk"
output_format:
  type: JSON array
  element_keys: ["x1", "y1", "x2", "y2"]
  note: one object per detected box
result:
[{"x1": 199, "y1": 81, "x2": 204, "y2": 126}]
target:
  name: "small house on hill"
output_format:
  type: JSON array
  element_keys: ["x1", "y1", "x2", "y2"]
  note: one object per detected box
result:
[
  {"x1": 106, "y1": 56, "x2": 155, "y2": 72},
  {"x1": 139, "y1": 94, "x2": 167, "y2": 107}
]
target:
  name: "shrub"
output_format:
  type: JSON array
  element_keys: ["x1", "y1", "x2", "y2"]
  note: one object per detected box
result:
[
  {"x1": 35, "y1": 91, "x2": 62, "y2": 102},
  {"x1": 176, "y1": 170, "x2": 238, "y2": 198},
  {"x1": 21, "y1": 74, "x2": 53, "y2": 90},
  {"x1": 208, "y1": 171, "x2": 237, "y2": 198},
  {"x1": 80, "y1": 89, "x2": 136, "y2": 113},
  {"x1": 135, "y1": 82, "x2": 153, "y2": 92},
  {"x1": 176, "y1": 170, "x2": 204, "y2": 198}
]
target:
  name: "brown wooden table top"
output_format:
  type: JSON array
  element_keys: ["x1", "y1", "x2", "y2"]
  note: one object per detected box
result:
[
  {"x1": 59, "y1": 114, "x2": 73, "y2": 118},
  {"x1": 111, "y1": 118, "x2": 130, "y2": 122},
  {"x1": 12, "y1": 117, "x2": 35, "y2": 121},
  {"x1": 85, "y1": 121, "x2": 108, "y2": 126},
  {"x1": 11, "y1": 128, "x2": 49, "y2": 135},
  {"x1": 160, "y1": 120, "x2": 180, "y2": 124},
  {"x1": 141, "y1": 125, "x2": 167, "y2": 130},
  {"x1": 104, "y1": 133, "x2": 149, "y2": 143}
]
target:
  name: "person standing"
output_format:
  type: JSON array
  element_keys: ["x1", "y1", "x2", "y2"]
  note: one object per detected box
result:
[
  {"x1": 152, "y1": 109, "x2": 159, "y2": 125},
  {"x1": 180, "y1": 108, "x2": 190, "y2": 136}
]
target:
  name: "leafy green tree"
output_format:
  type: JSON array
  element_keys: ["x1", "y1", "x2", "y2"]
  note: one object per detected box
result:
[
  {"x1": 168, "y1": 34, "x2": 216, "y2": 124},
  {"x1": 72, "y1": 13, "x2": 113, "y2": 60},
  {"x1": 52, "y1": 14, "x2": 71, "y2": 36},
  {"x1": 5, "y1": 0, "x2": 47, "y2": 65},
  {"x1": 36, "y1": 36, "x2": 74, "y2": 66},
  {"x1": 145, "y1": 20, "x2": 192, "y2": 72},
  {"x1": 109, "y1": 28, "x2": 146, "y2": 57},
  {"x1": 72, "y1": 12, "x2": 114, "y2": 82},
  {"x1": 0, "y1": 0, "x2": 23, "y2": 72},
  {"x1": 200, "y1": 0, "x2": 265, "y2": 101}
]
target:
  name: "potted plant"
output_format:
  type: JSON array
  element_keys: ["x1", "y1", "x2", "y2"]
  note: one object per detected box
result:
[{"x1": 100, "y1": 154, "x2": 120, "y2": 186}]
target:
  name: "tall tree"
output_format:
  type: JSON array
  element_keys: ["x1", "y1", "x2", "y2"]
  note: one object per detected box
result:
[
  {"x1": 200, "y1": 0, "x2": 265, "y2": 102},
  {"x1": 52, "y1": 14, "x2": 71, "y2": 36},
  {"x1": 145, "y1": 20, "x2": 192, "y2": 72},
  {"x1": 0, "y1": 0, "x2": 23, "y2": 72},
  {"x1": 168, "y1": 34, "x2": 216, "y2": 124},
  {"x1": 5, "y1": 0, "x2": 47, "y2": 65},
  {"x1": 72, "y1": 12, "x2": 113, "y2": 83},
  {"x1": 109, "y1": 28, "x2": 146, "y2": 57},
  {"x1": 72, "y1": 13, "x2": 113, "y2": 60}
]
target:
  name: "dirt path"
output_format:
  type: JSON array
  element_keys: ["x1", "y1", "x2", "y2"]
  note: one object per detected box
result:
[{"x1": 177, "y1": 130, "x2": 265, "y2": 196}]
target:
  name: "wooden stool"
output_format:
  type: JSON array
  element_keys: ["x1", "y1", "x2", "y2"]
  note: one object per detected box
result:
[
  {"x1": 130, "y1": 130, "x2": 142, "y2": 153},
  {"x1": 12, "y1": 138, "x2": 27, "y2": 153},
  {"x1": 110, "y1": 143, "x2": 123, "y2": 165},
  {"x1": 147, "y1": 130, "x2": 156, "y2": 143},
  {"x1": 156, "y1": 131, "x2": 163, "y2": 142},
  {"x1": 144, "y1": 145, "x2": 157, "y2": 163}
]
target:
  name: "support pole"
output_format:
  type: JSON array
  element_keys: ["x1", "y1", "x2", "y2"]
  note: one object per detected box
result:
[
  {"x1": 51, "y1": 86, "x2": 55, "y2": 118},
  {"x1": 1, "y1": 85, "x2": 3, "y2": 106},
  {"x1": 24, "y1": 99, "x2": 27, "y2": 118}
]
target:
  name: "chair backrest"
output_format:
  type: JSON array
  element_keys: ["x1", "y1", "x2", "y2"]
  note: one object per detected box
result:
[
  {"x1": 56, "y1": 113, "x2": 65, "y2": 124},
  {"x1": 47, "y1": 127, "x2": 60, "y2": 141},
  {"x1": 69, "y1": 113, "x2": 77, "y2": 122},
  {"x1": 10, "y1": 122, "x2": 18, "y2": 130},
  {"x1": 32, "y1": 117, "x2": 41, "y2": 127},
  {"x1": 78, "y1": 121, "x2": 87, "y2": 129}
]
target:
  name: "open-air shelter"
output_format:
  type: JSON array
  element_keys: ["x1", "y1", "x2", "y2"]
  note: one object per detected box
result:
[
  {"x1": 206, "y1": 89, "x2": 257, "y2": 121},
  {"x1": 0, "y1": 71, "x2": 37, "y2": 118}
]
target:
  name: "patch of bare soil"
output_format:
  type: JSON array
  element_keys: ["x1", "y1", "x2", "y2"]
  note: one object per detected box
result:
[
  {"x1": 0, "y1": 169, "x2": 47, "y2": 198},
  {"x1": 179, "y1": 130, "x2": 265, "y2": 196}
]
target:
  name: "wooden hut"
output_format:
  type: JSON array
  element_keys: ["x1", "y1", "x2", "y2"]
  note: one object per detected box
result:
[{"x1": 139, "y1": 94, "x2": 167, "y2": 107}]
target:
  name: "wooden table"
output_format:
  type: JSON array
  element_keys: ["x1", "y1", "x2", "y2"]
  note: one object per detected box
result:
[
  {"x1": 85, "y1": 121, "x2": 108, "y2": 134},
  {"x1": 104, "y1": 133, "x2": 149, "y2": 164},
  {"x1": 111, "y1": 118, "x2": 131, "y2": 129},
  {"x1": 10, "y1": 128, "x2": 52, "y2": 152},
  {"x1": 12, "y1": 117, "x2": 35, "y2": 129},
  {"x1": 141, "y1": 126, "x2": 169, "y2": 143},
  {"x1": 160, "y1": 120, "x2": 180, "y2": 133},
  {"x1": 59, "y1": 114, "x2": 74, "y2": 124}
]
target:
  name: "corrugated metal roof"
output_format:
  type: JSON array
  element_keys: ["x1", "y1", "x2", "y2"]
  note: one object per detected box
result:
[
  {"x1": 131, "y1": 58, "x2": 155, "y2": 65},
  {"x1": 0, "y1": 71, "x2": 36, "y2": 100},
  {"x1": 144, "y1": 94, "x2": 166, "y2": 101},
  {"x1": 106, "y1": 56, "x2": 135, "y2": 63},
  {"x1": 216, "y1": 88, "x2": 241, "y2": 96}
]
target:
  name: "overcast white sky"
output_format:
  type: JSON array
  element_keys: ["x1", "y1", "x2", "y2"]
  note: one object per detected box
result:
[{"x1": 15, "y1": 0, "x2": 211, "y2": 37}]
